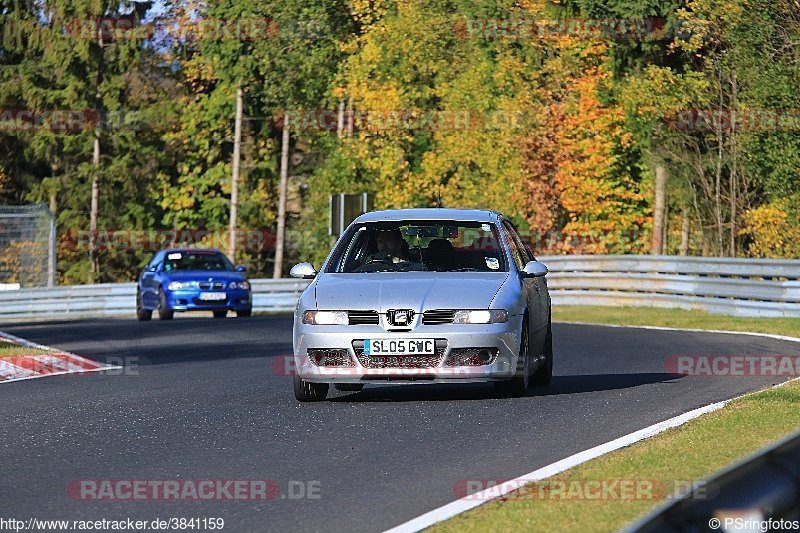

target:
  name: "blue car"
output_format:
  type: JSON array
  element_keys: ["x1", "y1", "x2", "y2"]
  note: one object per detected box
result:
[{"x1": 136, "y1": 248, "x2": 253, "y2": 320}]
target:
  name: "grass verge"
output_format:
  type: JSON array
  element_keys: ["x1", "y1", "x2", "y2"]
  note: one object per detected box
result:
[
  {"x1": 553, "y1": 305, "x2": 800, "y2": 338},
  {"x1": 0, "y1": 340, "x2": 48, "y2": 357},
  {"x1": 432, "y1": 306, "x2": 800, "y2": 532},
  {"x1": 432, "y1": 380, "x2": 800, "y2": 533}
]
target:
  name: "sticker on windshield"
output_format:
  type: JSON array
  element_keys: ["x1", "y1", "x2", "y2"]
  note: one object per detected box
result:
[
  {"x1": 481, "y1": 223, "x2": 491, "y2": 231},
  {"x1": 485, "y1": 257, "x2": 500, "y2": 270},
  {"x1": 167, "y1": 252, "x2": 182, "y2": 260}
]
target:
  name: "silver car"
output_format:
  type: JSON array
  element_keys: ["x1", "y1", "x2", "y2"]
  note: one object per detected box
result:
[{"x1": 289, "y1": 208, "x2": 553, "y2": 401}]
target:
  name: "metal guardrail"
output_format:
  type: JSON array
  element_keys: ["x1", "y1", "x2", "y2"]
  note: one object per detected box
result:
[
  {"x1": 628, "y1": 429, "x2": 800, "y2": 532},
  {"x1": 0, "y1": 255, "x2": 798, "y2": 321},
  {"x1": 0, "y1": 279, "x2": 311, "y2": 322},
  {"x1": 540, "y1": 255, "x2": 800, "y2": 317}
]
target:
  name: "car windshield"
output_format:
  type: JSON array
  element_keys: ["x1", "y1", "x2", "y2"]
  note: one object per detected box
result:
[
  {"x1": 328, "y1": 221, "x2": 507, "y2": 273},
  {"x1": 162, "y1": 251, "x2": 234, "y2": 272}
]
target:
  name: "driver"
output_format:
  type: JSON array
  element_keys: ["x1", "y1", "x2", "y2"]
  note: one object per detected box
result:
[{"x1": 369, "y1": 229, "x2": 408, "y2": 264}]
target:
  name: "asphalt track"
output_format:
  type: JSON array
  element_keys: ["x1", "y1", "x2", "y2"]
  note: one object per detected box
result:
[{"x1": 2, "y1": 315, "x2": 800, "y2": 532}]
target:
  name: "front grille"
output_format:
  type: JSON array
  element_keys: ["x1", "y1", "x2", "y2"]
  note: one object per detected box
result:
[
  {"x1": 347, "y1": 310, "x2": 380, "y2": 325},
  {"x1": 354, "y1": 350, "x2": 446, "y2": 369},
  {"x1": 422, "y1": 310, "x2": 455, "y2": 325},
  {"x1": 198, "y1": 281, "x2": 225, "y2": 290}
]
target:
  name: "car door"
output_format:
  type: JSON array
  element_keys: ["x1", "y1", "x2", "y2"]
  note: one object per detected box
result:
[
  {"x1": 140, "y1": 252, "x2": 163, "y2": 308},
  {"x1": 504, "y1": 221, "x2": 547, "y2": 335}
]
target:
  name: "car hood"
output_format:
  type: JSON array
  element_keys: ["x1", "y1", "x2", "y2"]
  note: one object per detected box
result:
[
  {"x1": 313, "y1": 272, "x2": 509, "y2": 312},
  {"x1": 162, "y1": 270, "x2": 245, "y2": 282}
]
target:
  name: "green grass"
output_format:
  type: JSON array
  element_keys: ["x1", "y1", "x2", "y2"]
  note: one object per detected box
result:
[
  {"x1": 0, "y1": 340, "x2": 47, "y2": 357},
  {"x1": 432, "y1": 380, "x2": 800, "y2": 533},
  {"x1": 432, "y1": 306, "x2": 800, "y2": 532},
  {"x1": 553, "y1": 305, "x2": 800, "y2": 338}
]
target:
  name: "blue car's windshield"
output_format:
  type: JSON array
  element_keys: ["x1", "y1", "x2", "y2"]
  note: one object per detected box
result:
[
  {"x1": 163, "y1": 251, "x2": 234, "y2": 272},
  {"x1": 328, "y1": 221, "x2": 507, "y2": 273}
]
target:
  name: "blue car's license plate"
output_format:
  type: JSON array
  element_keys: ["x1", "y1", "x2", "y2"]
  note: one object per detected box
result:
[
  {"x1": 365, "y1": 339, "x2": 434, "y2": 356},
  {"x1": 199, "y1": 292, "x2": 227, "y2": 301}
]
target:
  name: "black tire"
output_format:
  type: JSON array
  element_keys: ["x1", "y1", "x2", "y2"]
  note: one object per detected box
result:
[
  {"x1": 213, "y1": 310, "x2": 227, "y2": 318},
  {"x1": 157, "y1": 288, "x2": 173, "y2": 320},
  {"x1": 532, "y1": 318, "x2": 553, "y2": 386},
  {"x1": 136, "y1": 290, "x2": 152, "y2": 321},
  {"x1": 236, "y1": 307, "x2": 252, "y2": 318},
  {"x1": 293, "y1": 373, "x2": 329, "y2": 402},
  {"x1": 334, "y1": 383, "x2": 364, "y2": 392},
  {"x1": 494, "y1": 316, "x2": 530, "y2": 397}
]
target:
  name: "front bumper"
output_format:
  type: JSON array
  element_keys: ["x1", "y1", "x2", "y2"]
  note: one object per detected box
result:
[
  {"x1": 165, "y1": 289, "x2": 252, "y2": 311},
  {"x1": 293, "y1": 318, "x2": 522, "y2": 384}
]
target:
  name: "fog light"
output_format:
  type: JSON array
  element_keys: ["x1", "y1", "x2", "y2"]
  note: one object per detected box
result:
[
  {"x1": 445, "y1": 348, "x2": 498, "y2": 366},
  {"x1": 307, "y1": 349, "x2": 355, "y2": 367}
]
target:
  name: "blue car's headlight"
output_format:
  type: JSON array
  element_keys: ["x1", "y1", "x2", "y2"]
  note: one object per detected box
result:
[
  {"x1": 452, "y1": 310, "x2": 509, "y2": 324},
  {"x1": 228, "y1": 281, "x2": 251, "y2": 290},
  {"x1": 167, "y1": 281, "x2": 197, "y2": 291}
]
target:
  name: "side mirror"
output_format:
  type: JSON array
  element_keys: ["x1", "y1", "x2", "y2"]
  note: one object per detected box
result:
[
  {"x1": 236, "y1": 265, "x2": 247, "y2": 273},
  {"x1": 148, "y1": 266, "x2": 157, "y2": 272},
  {"x1": 522, "y1": 260, "x2": 548, "y2": 278},
  {"x1": 290, "y1": 262, "x2": 317, "y2": 279}
]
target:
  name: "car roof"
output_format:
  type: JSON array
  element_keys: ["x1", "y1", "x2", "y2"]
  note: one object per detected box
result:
[
  {"x1": 354, "y1": 208, "x2": 501, "y2": 223},
  {"x1": 162, "y1": 248, "x2": 224, "y2": 254}
]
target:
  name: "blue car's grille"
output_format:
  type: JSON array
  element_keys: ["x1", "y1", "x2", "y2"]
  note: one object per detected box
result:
[{"x1": 198, "y1": 282, "x2": 225, "y2": 290}]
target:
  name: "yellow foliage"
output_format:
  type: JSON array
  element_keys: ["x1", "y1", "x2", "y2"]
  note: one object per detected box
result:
[{"x1": 741, "y1": 199, "x2": 800, "y2": 258}]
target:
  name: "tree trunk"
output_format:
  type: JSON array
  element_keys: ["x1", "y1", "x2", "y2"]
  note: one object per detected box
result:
[
  {"x1": 729, "y1": 70, "x2": 738, "y2": 257},
  {"x1": 272, "y1": 113, "x2": 290, "y2": 278},
  {"x1": 714, "y1": 72, "x2": 725, "y2": 256},
  {"x1": 651, "y1": 164, "x2": 667, "y2": 255},
  {"x1": 679, "y1": 209, "x2": 690, "y2": 256},
  {"x1": 88, "y1": 23, "x2": 104, "y2": 283},
  {"x1": 337, "y1": 100, "x2": 345, "y2": 139},
  {"x1": 228, "y1": 84, "x2": 243, "y2": 262},
  {"x1": 89, "y1": 129, "x2": 100, "y2": 282}
]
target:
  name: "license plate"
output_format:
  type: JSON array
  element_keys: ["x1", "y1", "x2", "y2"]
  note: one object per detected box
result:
[
  {"x1": 199, "y1": 292, "x2": 227, "y2": 301},
  {"x1": 365, "y1": 339, "x2": 435, "y2": 356}
]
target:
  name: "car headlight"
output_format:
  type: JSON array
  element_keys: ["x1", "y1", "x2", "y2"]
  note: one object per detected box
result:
[
  {"x1": 452, "y1": 310, "x2": 508, "y2": 324},
  {"x1": 302, "y1": 310, "x2": 348, "y2": 325},
  {"x1": 167, "y1": 281, "x2": 197, "y2": 290},
  {"x1": 228, "y1": 281, "x2": 251, "y2": 290}
]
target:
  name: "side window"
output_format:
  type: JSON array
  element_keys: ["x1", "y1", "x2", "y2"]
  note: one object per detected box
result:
[
  {"x1": 502, "y1": 221, "x2": 526, "y2": 270},
  {"x1": 509, "y1": 224, "x2": 534, "y2": 263},
  {"x1": 147, "y1": 253, "x2": 162, "y2": 271}
]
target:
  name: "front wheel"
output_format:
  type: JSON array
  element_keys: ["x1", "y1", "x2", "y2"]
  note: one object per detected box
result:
[
  {"x1": 213, "y1": 310, "x2": 227, "y2": 318},
  {"x1": 494, "y1": 317, "x2": 530, "y2": 397},
  {"x1": 157, "y1": 289, "x2": 173, "y2": 320},
  {"x1": 532, "y1": 319, "x2": 553, "y2": 386},
  {"x1": 293, "y1": 374, "x2": 329, "y2": 402},
  {"x1": 236, "y1": 307, "x2": 252, "y2": 318},
  {"x1": 136, "y1": 290, "x2": 152, "y2": 321}
]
